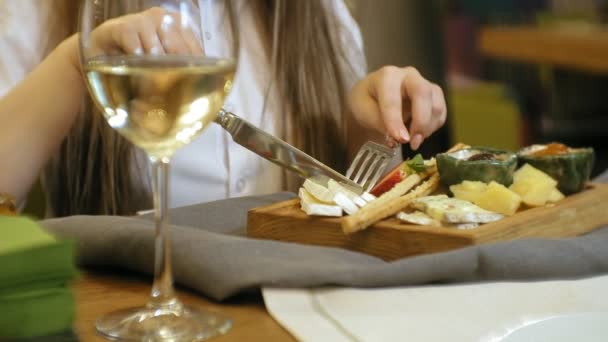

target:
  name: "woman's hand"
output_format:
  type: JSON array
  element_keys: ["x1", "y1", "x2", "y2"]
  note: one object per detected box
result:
[
  {"x1": 348, "y1": 66, "x2": 447, "y2": 150},
  {"x1": 63, "y1": 7, "x2": 203, "y2": 75},
  {"x1": 86, "y1": 6, "x2": 203, "y2": 58}
]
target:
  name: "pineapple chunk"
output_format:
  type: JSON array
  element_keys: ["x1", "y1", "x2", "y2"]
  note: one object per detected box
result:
[
  {"x1": 475, "y1": 181, "x2": 521, "y2": 216},
  {"x1": 450, "y1": 181, "x2": 488, "y2": 204},
  {"x1": 510, "y1": 164, "x2": 558, "y2": 207},
  {"x1": 452, "y1": 180, "x2": 521, "y2": 216},
  {"x1": 548, "y1": 188, "x2": 565, "y2": 203}
]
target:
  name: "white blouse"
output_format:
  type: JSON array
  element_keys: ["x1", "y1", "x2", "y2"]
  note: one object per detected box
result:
[
  {"x1": 0, "y1": 1, "x2": 64, "y2": 96},
  {"x1": 0, "y1": 0, "x2": 366, "y2": 208}
]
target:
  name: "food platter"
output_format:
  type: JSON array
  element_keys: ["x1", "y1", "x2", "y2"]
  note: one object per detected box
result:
[
  {"x1": 247, "y1": 143, "x2": 607, "y2": 260},
  {"x1": 248, "y1": 183, "x2": 607, "y2": 261}
]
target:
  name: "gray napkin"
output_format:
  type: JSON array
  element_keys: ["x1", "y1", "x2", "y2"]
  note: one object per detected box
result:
[
  {"x1": 42, "y1": 176, "x2": 608, "y2": 301},
  {"x1": 596, "y1": 169, "x2": 608, "y2": 183}
]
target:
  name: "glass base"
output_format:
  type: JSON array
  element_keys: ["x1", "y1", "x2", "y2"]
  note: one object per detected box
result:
[{"x1": 95, "y1": 302, "x2": 232, "y2": 341}]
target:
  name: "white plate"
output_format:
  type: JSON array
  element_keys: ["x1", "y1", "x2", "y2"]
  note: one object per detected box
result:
[{"x1": 501, "y1": 312, "x2": 608, "y2": 342}]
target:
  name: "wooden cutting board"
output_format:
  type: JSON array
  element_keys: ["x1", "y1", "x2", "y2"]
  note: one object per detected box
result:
[{"x1": 247, "y1": 183, "x2": 608, "y2": 261}]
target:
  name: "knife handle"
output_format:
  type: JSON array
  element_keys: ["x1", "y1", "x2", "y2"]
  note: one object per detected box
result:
[{"x1": 214, "y1": 109, "x2": 240, "y2": 136}]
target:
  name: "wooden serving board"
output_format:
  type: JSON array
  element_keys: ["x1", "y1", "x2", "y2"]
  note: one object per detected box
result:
[{"x1": 247, "y1": 183, "x2": 608, "y2": 261}]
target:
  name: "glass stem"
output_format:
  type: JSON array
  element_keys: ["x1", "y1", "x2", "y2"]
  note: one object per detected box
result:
[{"x1": 149, "y1": 156, "x2": 177, "y2": 307}]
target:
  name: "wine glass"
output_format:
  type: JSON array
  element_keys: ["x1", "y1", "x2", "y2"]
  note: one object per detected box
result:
[{"x1": 79, "y1": 0, "x2": 237, "y2": 340}]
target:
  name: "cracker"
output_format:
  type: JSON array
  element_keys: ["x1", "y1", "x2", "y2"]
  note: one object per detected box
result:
[{"x1": 342, "y1": 173, "x2": 440, "y2": 234}]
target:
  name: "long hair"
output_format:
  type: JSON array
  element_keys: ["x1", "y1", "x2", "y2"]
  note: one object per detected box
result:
[{"x1": 46, "y1": 0, "x2": 359, "y2": 216}]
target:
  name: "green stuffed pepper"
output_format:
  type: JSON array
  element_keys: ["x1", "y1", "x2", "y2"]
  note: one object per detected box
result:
[
  {"x1": 436, "y1": 147, "x2": 518, "y2": 188},
  {"x1": 518, "y1": 143, "x2": 594, "y2": 195}
]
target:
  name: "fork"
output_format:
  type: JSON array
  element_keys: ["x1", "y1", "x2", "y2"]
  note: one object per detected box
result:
[{"x1": 346, "y1": 141, "x2": 397, "y2": 192}]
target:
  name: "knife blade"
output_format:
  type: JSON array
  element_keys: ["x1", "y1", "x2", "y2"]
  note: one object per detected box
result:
[{"x1": 214, "y1": 109, "x2": 362, "y2": 191}]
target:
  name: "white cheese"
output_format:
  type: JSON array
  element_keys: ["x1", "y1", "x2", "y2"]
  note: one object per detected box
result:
[
  {"x1": 302, "y1": 178, "x2": 335, "y2": 203},
  {"x1": 360, "y1": 192, "x2": 377, "y2": 203},
  {"x1": 299, "y1": 188, "x2": 343, "y2": 217},
  {"x1": 412, "y1": 195, "x2": 504, "y2": 224},
  {"x1": 333, "y1": 192, "x2": 359, "y2": 215},
  {"x1": 450, "y1": 222, "x2": 480, "y2": 229},
  {"x1": 396, "y1": 211, "x2": 441, "y2": 226},
  {"x1": 327, "y1": 179, "x2": 368, "y2": 207}
]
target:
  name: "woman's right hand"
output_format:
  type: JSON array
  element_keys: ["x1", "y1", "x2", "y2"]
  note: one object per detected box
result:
[{"x1": 348, "y1": 66, "x2": 447, "y2": 151}]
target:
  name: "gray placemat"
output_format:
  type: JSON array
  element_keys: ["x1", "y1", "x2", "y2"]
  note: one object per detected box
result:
[{"x1": 41, "y1": 177, "x2": 608, "y2": 301}]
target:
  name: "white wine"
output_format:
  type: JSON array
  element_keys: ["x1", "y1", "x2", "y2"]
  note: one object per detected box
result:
[{"x1": 85, "y1": 55, "x2": 236, "y2": 158}]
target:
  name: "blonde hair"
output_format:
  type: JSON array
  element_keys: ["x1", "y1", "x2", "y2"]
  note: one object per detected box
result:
[{"x1": 46, "y1": 0, "x2": 359, "y2": 216}]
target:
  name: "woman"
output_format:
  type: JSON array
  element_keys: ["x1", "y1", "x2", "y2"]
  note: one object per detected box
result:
[{"x1": 0, "y1": 0, "x2": 446, "y2": 217}]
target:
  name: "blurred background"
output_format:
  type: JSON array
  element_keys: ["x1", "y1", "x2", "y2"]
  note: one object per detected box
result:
[{"x1": 350, "y1": 0, "x2": 607, "y2": 177}]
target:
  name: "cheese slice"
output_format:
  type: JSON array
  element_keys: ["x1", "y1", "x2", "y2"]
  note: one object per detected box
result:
[
  {"x1": 327, "y1": 179, "x2": 368, "y2": 207},
  {"x1": 299, "y1": 188, "x2": 342, "y2": 217},
  {"x1": 302, "y1": 178, "x2": 335, "y2": 203},
  {"x1": 360, "y1": 192, "x2": 377, "y2": 202},
  {"x1": 412, "y1": 195, "x2": 503, "y2": 224},
  {"x1": 396, "y1": 211, "x2": 440, "y2": 226},
  {"x1": 333, "y1": 192, "x2": 359, "y2": 215},
  {"x1": 445, "y1": 223, "x2": 479, "y2": 230}
]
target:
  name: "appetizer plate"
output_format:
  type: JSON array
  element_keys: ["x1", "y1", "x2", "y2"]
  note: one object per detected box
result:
[{"x1": 247, "y1": 183, "x2": 608, "y2": 261}]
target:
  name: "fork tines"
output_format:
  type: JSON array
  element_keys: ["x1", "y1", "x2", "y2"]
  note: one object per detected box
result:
[{"x1": 346, "y1": 141, "x2": 396, "y2": 192}]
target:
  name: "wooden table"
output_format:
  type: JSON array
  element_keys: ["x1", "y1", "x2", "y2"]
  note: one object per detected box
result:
[
  {"x1": 74, "y1": 271, "x2": 295, "y2": 341},
  {"x1": 479, "y1": 26, "x2": 608, "y2": 74}
]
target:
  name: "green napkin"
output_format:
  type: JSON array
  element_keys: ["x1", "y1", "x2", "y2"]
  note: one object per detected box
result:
[
  {"x1": 0, "y1": 217, "x2": 77, "y2": 291},
  {"x1": 0, "y1": 288, "x2": 75, "y2": 338},
  {"x1": 0, "y1": 216, "x2": 77, "y2": 339},
  {"x1": 0, "y1": 216, "x2": 56, "y2": 254}
]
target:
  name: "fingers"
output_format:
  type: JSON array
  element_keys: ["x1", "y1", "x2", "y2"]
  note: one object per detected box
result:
[
  {"x1": 112, "y1": 23, "x2": 143, "y2": 55},
  {"x1": 157, "y1": 12, "x2": 190, "y2": 54},
  {"x1": 91, "y1": 7, "x2": 203, "y2": 56},
  {"x1": 347, "y1": 79, "x2": 386, "y2": 134},
  {"x1": 372, "y1": 66, "x2": 410, "y2": 143},
  {"x1": 148, "y1": 7, "x2": 203, "y2": 55},
  {"x1": 351, "y1": 65, "x2": 448, "y2": 151},
  {"x1": 89, "y1": 17, "x2": 142, "y2": 55},
  {"x1": 137, "y1": 14, "x2": 165, "y2": 55},
  {"x1": 432, "y1": 84, "x2": 448, "y2": 129},
  {"x1": 402, "y1": 67, "x2": 433, "y2": 150},
  {"x1": 176, "y1": 14, "x2": 204, "y2": 55},
  {"x1": 180, "y1": 27, "x2": 204, "y2": 55},
  {"x1": 408, "y1": 82, "x2": 447, "y2": 150},
  {"x1": 401, "y1": 68, "x2": 447, "y2": 150}
]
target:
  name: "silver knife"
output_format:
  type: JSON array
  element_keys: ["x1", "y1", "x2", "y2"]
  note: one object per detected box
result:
[{"x1": 214, "y1": 109, "x2": 361, "y2": 191}]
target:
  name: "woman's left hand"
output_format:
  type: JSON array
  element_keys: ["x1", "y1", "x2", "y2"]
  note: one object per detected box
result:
[{"x1": 348, "y1": 66, "x2": 447, "y2": 150}]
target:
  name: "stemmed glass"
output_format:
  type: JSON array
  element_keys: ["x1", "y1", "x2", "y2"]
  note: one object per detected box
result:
[{"x1": 79, "y1": 0, "x2": 237, "y2": 340}]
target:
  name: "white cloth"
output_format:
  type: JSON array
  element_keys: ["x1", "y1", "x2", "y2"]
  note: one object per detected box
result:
[
  {"x1": 262, "y1": 275, "x2": 608, "y2": 342},
  {"x1": 169, "y1": 0, "x2": 366, "y2": 207},
  {"x1": 0, "y1": 1, "x2": 59, "y2": 96}
]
